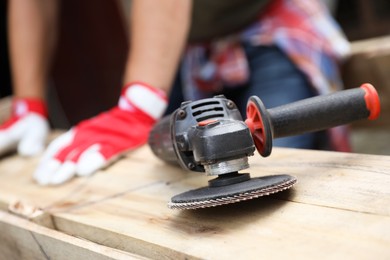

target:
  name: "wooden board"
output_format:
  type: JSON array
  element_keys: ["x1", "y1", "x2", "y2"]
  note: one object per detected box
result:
[
  {"x1": 343, "y1": 36, "x2": 390, "y2": 129},
  {"x1": 0, "y1": 145, "x2": 389, "y2": 259},
  {"x1": 0, "y1": 211, "x2": 143, "y2": 260}
]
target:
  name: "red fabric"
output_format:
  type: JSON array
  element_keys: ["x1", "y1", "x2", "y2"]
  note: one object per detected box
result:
[
  {"x1": 54, "y1": 83, "x2": 165, "y2": 162},
  {"x1": 55, "y1": 107, "x2": 155, "y2": 162},
  {"x1": 0, "y1": 98, "x2": 47, "y2": 130}
]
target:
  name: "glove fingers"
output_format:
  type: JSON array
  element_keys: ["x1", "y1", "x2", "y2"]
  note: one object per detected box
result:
[
  {"x1": 33, "y1": 159, "x2": 62, "y2": 186},
  {"x1": 57, "y1": 142, "x2": 104, "y2": 177},
  {"x1": 76, "y1": 144, "x2": 106, "y2": 177},
  {"x1": 35, "y1": 129, "x2": 100, "y2": 185},
  {"x1": 34, "y1": 159, "x2": 77, "y2": 186},
  {"x1": 34, "y1": 130, "x2": 76, "y2": 185},
  {"x1": 48, "y1": 161, "x2": 77, "y2": 185},
  {"x1": 42, "y1": 129, "x2": 75, "y2": 163},
  {"x1": 75, "y1": 143, "x2": 131, "y2": 177}
]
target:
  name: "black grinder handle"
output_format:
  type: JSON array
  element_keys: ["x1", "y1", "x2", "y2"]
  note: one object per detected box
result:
[{"x1": 268, "y1": 83, "x2": 380, "y2": 138}]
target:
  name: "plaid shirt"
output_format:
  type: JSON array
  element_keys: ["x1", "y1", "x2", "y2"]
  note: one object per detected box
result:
[{"x1": 181, "y1": 0, "x2": 351, "y2": 151}]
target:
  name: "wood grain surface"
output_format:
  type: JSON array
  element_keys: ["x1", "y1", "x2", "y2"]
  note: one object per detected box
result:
[{"x1": 0, "y1": 144, "x2": 389, "y2": 259}]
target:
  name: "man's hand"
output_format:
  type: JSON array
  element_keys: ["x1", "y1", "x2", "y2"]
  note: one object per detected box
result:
[
  {"x1": 0, "y1": 98, "x2": 49, "y2": 157},
  {"x1": 33, "y1": 82, "x2": 167, "y2": 185}
]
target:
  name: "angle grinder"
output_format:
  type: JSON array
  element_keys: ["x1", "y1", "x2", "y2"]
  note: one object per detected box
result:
[{"x1": 148, "y1": 84, "x2": 380, "y2": 209}]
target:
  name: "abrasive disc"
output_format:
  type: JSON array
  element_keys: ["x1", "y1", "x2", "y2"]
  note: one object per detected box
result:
[{"x1": 168, "y1": 174, "x2": 296, "y2": 210}]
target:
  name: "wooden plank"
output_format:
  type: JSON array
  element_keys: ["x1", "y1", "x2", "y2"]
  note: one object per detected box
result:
[
  {"x1": 48, "y1": 148, "x2": 390, "y2": 259},
  {"x1": 343, "y1": 36, "x2": 390, "y2": 129},
  {"x1": 53, "y1": 196, "x2": 390, "y2": 259},
  {"x1": 0, "y1": 211, "x2": 143, "y2": 260},
  {"x1": 109, "y1": 147, "x2": 390, "y2": 216},
  {"x1": 0, "y1": 146, "x2": 389, "y2": 259},
  {"x1": 349, "y1": 35, "x2": 390, "y2": 56},
  {"x1": 0, "y1": 147, "x2": 183, "y2": 225},
  {"x1": 351, "y1": 129, "x2": 390, "y2": 155},
  {"x1": 249, "y1": 148, "x2": 390, "y2": 216},
  {"x1": 0, "y1": 154, "x2": 89, "y2": 227}
]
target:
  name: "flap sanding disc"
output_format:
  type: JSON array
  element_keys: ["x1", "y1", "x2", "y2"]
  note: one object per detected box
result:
[{"x1": 169, "y1": 174, "x2": 296, "y2": 210}]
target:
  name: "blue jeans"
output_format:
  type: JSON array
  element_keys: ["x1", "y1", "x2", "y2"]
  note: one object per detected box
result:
[{"x1": 166, "y1": 45, "x2": 326, "y2": 149}]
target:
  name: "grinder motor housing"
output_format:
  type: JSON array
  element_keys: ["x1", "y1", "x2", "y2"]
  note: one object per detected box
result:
[{"x1": 148, "y1": 95, "x2": 255, "y2": 177}]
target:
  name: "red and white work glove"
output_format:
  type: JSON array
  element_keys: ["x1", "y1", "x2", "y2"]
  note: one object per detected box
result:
[
  {"x1": 33, "y1": 82, "x2": 167, "y2": 185},
  {"x1": 0, "y1": 98, "x2": 49, "y2": 157}
]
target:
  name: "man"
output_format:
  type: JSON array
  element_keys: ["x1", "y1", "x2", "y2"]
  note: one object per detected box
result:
[{"x1": 1, "y1": 0, "x2": 349, "y2": 185}]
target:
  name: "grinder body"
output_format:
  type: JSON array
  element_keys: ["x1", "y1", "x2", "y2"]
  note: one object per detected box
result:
[
  {"x1": 148, "y1": 84, "x2": 380, "y2": 209},
  {"x1": 148, "y1": 96, "x2": 255, "y2": 176}
]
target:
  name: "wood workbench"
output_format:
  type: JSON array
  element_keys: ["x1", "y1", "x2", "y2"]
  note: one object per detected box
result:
[{"x1": 0, "y1": 143, "x2": 389, "y2": 259}]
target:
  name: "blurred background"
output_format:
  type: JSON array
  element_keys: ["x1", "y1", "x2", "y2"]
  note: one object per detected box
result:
[{"x1": 0, "y1": 0, "x2": 389, "y2": 155}]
